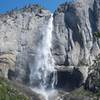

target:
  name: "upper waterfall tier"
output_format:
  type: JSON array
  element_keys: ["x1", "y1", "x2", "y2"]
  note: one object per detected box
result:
[{"x1": 29, "y1": 14, "x2": 57, "y2": 89}]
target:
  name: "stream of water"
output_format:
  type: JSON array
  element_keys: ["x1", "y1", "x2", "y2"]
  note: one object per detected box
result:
[{"x1": 29, "y1": 14, "x2": 58, "y2": 100}]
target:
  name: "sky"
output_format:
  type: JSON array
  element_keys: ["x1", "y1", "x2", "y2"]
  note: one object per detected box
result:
[{"x1": 0, "y1": 0, "x2": 74, "y2": 13}]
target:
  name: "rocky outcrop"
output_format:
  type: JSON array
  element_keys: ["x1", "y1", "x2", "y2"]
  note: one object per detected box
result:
[
  {"x1": 52, "y1": 0, "x2": 100, "y2": 83},
  {"x1": 84, "y1": 54, "x2": 100, "y2": 93},
  {"x1": 57, "y1": 87, "x2": 100, "y2": 100},
  {"x1": 0, "y1": 52, "x2": 16, "y2": 78},
  {"x1": 0, "y1": 5, "x2": 51, "y2": 83}
]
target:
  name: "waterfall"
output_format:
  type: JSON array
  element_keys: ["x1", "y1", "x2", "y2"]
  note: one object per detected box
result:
[{"x1": 30, "y1": 14, "x2": 57, "y2": 90}]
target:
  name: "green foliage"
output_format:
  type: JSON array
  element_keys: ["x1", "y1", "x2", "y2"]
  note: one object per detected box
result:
[
  {"x1": 94, "y1": 32, "x2": 100, "y2": 38},
  {"x1": 0, "y1": 78, "x2": 29, "y2": 100},
  {"x1": 88, "y1": 54, "x2": 100, "y2": 96},
  {"x1": 71, "y1": 87, "x2": 93, "y2": 97},
  {"x1": 38, "y1": 6, "x2": 43, "y2": 11},
  {"x1": 90, "y1": 54, "x2": 100, "y2": 70},
  {"x1": 70, "y1": 86, "x2": 100, "y2": 99}
]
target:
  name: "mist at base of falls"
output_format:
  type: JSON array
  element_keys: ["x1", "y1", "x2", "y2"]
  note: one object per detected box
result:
[{"x1": 31, "y1": 88, "x2": 59, "y2": 100}]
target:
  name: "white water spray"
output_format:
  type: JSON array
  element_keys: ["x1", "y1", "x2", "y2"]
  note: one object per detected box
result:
[{"x1": 30, "y1": 14, "x2": 57, "y2": 91}]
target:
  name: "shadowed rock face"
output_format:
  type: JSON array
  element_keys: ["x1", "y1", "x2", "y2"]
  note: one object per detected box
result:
[
  {"x1": 52, "y1": 0, "x2": 100, "y2": 84},
  {"x1": 53, "y1": 0, "x2": 100, "y2": 67},
  {"x1": 0, "y1": 53, "x2": 16, "y2": 78},
  {"x1": 55, "y1": 68, "x2": 83, "y2": 91}
]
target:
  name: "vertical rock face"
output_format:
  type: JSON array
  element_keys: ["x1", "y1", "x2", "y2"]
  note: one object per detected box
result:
[
  {"x1": 0, "y1": 0, "x2": 100, "y2": 89},
  {"x1": 51, "y1": 0, "x2": 100, "y2": 86},
  {"x1": 52, "y1": 0, "x2": 100, "y2": 68},
  {"x1": 0, "y1": 5, "x2": 51, "y2": 83}
]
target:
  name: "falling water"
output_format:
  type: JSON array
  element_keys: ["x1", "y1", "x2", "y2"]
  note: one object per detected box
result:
[{"x1": 30, "y1": 14, "x2": 57, "y2": 91}]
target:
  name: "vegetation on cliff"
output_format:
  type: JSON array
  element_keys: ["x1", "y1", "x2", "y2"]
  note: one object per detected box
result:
[
  {"x1": 63, "y1": 54, "x2": 100, "y2": 100},
  {"x1": 0, "y1": 77, "x2": 29, "y2": 100},
  {"x1": 84, "y1": 54, "x2": 100, "y2": 97},
  {"x1": 94, "y1": 32, "x2": 100, "y2": 38}
]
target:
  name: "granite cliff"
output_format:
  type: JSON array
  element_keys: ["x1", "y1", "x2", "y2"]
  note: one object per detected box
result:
[
  {"x1": 0, "y1": 0, "x2": 100, "y2": 100},
  {"x1": 52, "y1": 0, "x2": 100, "y2": 90}
]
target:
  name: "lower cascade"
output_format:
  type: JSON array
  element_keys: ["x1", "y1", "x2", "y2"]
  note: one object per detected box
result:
[{"x1": 29, "y1": 14, "x2": 57, "y2": 99}]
